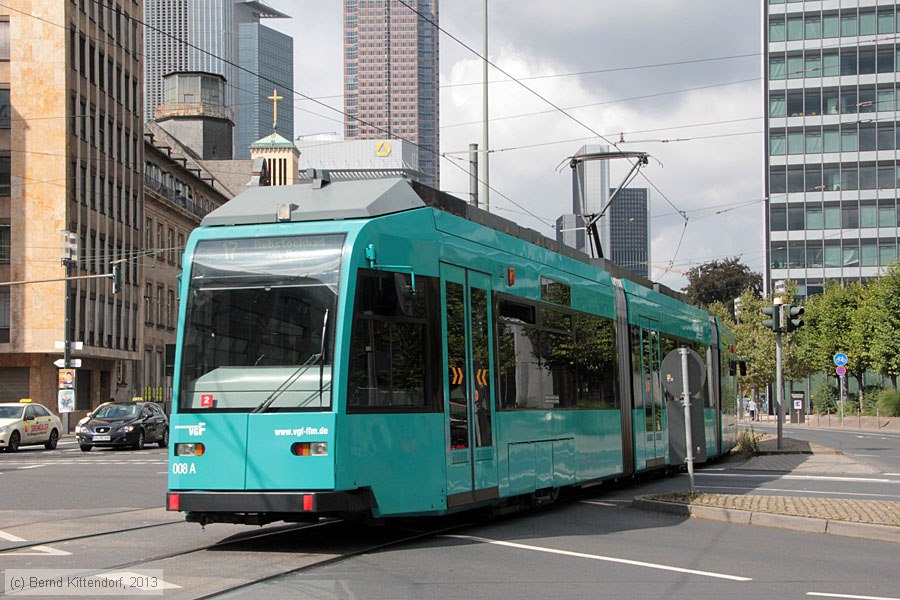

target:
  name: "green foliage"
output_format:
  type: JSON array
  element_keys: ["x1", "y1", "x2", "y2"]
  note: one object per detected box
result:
[
  {"x1": 685, "y1": 257, "x2": 763, "y2": 309},
  {"x1": 876, "y1": 389, "x2": 900, "y2": 417},
  {"x1": 812, "y1": 383, "x2": 838, "y2": 414},
  {"x1": 735, "y1": 430, "x2": 763, "y2": 455},
  {"x1": 870, "y1": 263, "x2": 900, "y2": 386}
]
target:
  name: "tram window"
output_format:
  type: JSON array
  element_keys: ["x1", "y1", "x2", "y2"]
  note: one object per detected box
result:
[
  {"x1": 347, "y1": 270, "x2": 441, "y2": 412},
  {"x1": 540, "y1": 276, "x2": 571, "y2": 306},
  {"x1": 496, "y1": 321, "x2": 542, "y2": 409},
  {"x1": 497, "y1": 299, "x2": 618, "y2": 411},
  {"x1": 497, "y1": 298, "x2": 535, "y2": 324},
  {"x1": 541, "y1": 307, "x2": 571, "y2": 332},
  {"x1": 573, "y1": 314, "x2": 619, "y2": 409}
]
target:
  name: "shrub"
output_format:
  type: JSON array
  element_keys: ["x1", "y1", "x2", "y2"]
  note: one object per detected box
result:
[
  {"x1": 735, "y1": 430, "x2": 762, "y2": 455},
  {"x1": 812, "y1": 384, "x2": 838, "y2": 414},
  {"x1": 876, "y1": 389, "x2": 900, "y2": 417}
]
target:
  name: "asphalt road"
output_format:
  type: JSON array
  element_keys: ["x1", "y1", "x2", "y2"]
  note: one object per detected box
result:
[{"x1": 0, "y1": 431, "x2": 898, "y2": 599}]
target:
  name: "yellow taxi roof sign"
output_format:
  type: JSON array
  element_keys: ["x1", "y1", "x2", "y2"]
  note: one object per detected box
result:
[
  {"x1": 19, "y1": 398, "x2": 32, "y2": 403},
  {"x1": 132, "y1": 396, "x2": 143, "y2": 402}
]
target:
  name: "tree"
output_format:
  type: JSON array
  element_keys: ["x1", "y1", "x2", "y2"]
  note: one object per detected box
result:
[
  {"x1": 802, "y1": 282, "x2": 873, "y2": 408},
  {"x1": 684, "y1": 257, "x2": 763, "y2": 309},
  {"x1": 870, "y1": 262, "x2": 900, "y2": 388}
]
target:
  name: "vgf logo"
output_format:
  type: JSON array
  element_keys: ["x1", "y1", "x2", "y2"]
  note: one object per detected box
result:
[{"x1": 174, "y1": 422, "x2": 206, "y2": 437}]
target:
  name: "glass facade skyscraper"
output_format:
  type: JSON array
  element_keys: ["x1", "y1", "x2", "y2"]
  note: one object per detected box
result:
[
  {"x1": 144, "y1": 0, "x2": 294, "y2": 159},
  {"x1": 343, "y1": 0, "x2": 439, "y2": 187},
  {"x1": 765, "y1": 0, "x2": 900, "y2": 297},
  {"x1": 608, "y1": 187, "x2": 650, "y2": 280}
]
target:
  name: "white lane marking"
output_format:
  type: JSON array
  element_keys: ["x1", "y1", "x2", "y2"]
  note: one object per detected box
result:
[
  {"x1": 808, "y1": 593, "x2": 900, "y2": 600},
  {"x1": 0, "y1": 530, "x2": 26, "y2": 542},
  {"x1": 698, "y1": 473, "x2": 896, "y2": 484},
  {"x1": 699, "y1": 485, "x2": 900, "y2": 499},
  {"x1": 17, "y1": 465, "x2": 47, "y2": 470},
  {"x1": 97, "y1": 572, "x2": 181, "y2": 590},
  {"x1": 579, "y1": 500, "x2": 621, "y2": 507},
  {"x1": 848, "y1": 454, "x2": 880, "y2": 457},
  {"x1": 885, "y1": 473, "x2": 900, "y2": 477},
  {"x1": 8, "y1": 545, "x2": 72, "y2": 556},
  {"x1": 444, "y1": 534, "x2": 752, "y2": 581}
]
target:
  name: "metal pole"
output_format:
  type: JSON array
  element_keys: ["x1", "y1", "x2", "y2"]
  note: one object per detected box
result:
[
  {"x1": 840, "y1": 375, "x2": 845, "y2": 428},
  {"x1": 469, "y1": 143, "x2": 479, "y2": 208},
  {"x1": 62, "y1": 252, "x2": 71, "y2": 434},
  {"x1": 482, "y1": 0, "x2": 490, "y2": 212},
  {"x1": 775, "y1": 330, "x2": 783, "y2": 450},
  {"x1": 679, "y1": 347, "x2": 695, "y2": 494}
]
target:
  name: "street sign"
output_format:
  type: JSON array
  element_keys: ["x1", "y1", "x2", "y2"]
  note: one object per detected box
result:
[
  {"x1": 53, "y1": 358, "x2": 82, "y2": 368},
  {"x1": 660, "y1": 347, "x2": 706, "y2": 397},
  {"x1": 833, "y1": 353, "x2": 849, "y2": 366},
  {"x1": 836, "y1": 365, "x2": 847, "y2": 377}
]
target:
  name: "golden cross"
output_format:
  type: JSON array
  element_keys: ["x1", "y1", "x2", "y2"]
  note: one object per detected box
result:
[{"x1": 268, "y1": 88, "x2": 283, "y2": 131}]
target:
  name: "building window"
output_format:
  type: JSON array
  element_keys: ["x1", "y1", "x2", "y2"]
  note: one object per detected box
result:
[
  {"x1": 0, "y1": 288, "x2": 9, "y2": 343},
  {"x1": 0, "y1": 89, "x2": 9, "y2": 128},
  {"x1": 0, "y1": 221, "x2": 8, "y2": 263},
  {"x1": 0, "y1": 155, "x2": 9, "y2": 196},
  {"x1": 0, "y1": 21, "x2": 9, "y2": 61}
]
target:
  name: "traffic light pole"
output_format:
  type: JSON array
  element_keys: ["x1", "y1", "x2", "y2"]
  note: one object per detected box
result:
[{"x1": 775, "y1": 328, "x2": 783, "y2": 450}]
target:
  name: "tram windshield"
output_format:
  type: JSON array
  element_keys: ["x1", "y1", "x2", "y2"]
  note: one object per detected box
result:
[{"x1": 178, "y1": 234, "x2": 344, "y2": 412}]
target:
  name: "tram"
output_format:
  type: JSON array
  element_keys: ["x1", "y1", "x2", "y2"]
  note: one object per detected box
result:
[{"x1": 165, "y1": 178, "x2": 739, "y2": 526}]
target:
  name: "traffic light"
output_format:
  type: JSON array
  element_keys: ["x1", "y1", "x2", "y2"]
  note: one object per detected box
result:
[
  {"x1": 112, "y1": 265, "x2": 121, "y2": 294},
  {"x1": 785, "y1": 304, "x2": 805, "y2": 332},
  {"x1": 761, "y1": 304, "x2": 781, "y2": 332}
]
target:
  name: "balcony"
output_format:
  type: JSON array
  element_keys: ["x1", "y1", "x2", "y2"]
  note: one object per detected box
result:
[{"x1": 144, "y1": 174, "x2": 208, "y2": 219}]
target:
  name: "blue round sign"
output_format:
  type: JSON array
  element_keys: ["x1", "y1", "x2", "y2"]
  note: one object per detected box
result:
[{"x1": 834, "y1": 353, "x2": 849, "y2": 366}]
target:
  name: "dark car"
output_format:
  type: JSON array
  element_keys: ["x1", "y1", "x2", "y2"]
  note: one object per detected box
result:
[{"x1": 75, "y1": 402, "x2": 169, "y2": 452}]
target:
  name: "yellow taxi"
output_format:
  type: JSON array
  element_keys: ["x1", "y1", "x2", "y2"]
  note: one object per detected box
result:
[{"x1": 0, "y1": 400, "x2": 63, "y2": 452}]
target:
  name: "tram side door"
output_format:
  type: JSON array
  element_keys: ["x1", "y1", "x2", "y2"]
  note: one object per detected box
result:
[
  {"x1": 639, "y1": 320, "x2": 667, "y2": 467},
  {"x1": 441, "y1": 263, "x2": 499, "y2": 508}
]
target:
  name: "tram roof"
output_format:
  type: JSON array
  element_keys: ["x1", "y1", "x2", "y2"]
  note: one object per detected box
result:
[{"x1": 201, "y1": 177, "x2": 687, "y2": 303}]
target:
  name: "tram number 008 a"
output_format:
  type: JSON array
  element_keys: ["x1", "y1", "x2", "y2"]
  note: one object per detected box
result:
[{"x1": 171, "y1": 463, "x2": 197, "y2": 475}]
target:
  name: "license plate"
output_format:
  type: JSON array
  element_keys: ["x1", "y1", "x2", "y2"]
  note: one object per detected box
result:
[{"x1": 93, "y1": 435, "x2": 111, "y2": 441}]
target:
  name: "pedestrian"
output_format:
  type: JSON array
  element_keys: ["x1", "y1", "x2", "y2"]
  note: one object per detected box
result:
[{"x1": 748, "y1": 398, "x2": 757, "y2": 421}]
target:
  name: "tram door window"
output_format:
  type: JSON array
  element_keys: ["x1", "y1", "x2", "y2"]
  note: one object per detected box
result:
[
  {"x1": 639, "y1": 324, "x2": 666, "y2": 464},
  {"x1": 446, "y1": 281, "x2": 468, "y2": 449},
  {"x1": 441, "y1": 263, "x2": 498, "y2": 506}
]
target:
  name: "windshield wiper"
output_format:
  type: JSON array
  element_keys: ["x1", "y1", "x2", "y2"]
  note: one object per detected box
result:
[
  {"x1": 252, "y1": 308, "x2": 331, "y2": 414},
  {"x1": 251, "y1": 353, "x2": 321, "y2": 414}
]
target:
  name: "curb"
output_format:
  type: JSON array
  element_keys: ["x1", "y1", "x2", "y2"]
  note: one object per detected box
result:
[{"x1": 632, "y1": 496, "x2": 900, "y2": 544}]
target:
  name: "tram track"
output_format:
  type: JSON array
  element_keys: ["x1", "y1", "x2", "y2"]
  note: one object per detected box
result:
[
  {"x1": 192, "y1": 519, "x2": 476, "y2": 599},
  {"x1": 0, "y1": 516, "x2": 185, "y2": 554}
]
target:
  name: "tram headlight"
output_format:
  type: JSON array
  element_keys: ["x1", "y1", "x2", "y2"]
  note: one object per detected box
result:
[{"x1": 175, "y1": 443, "x2": 205, "y2": 456}]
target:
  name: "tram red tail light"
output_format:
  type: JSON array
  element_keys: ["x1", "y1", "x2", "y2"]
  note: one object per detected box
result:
[
  {"x1": 291, "y1": 442, "x2": 328, "y2": 456},
  {"x1": 175, "y1": 443, "x2": 205, "y2": 456},
  {"x1": 167, "y1": 494, "x2": 180, "y2": 511}
]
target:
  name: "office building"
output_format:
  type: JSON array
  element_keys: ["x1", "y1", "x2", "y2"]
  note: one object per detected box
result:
[
  {"x1": 144, "y1": 0, "x2": 294, "y2": 159},
  {"x1": 765, "y1": 1, "x2": 900, "y2": 297},
  {"x1": 608, "y1": 187, "x2": 650, "y2": 280},
  {"x1": 0, "y1": 2, "x2": 143, "y2": 419},
  {"x1": 343, "y1": 0, "x2": 439, "y2": 187},
  {"x1": 296, "y1": 138, "x2": 424, "y2": 182}
]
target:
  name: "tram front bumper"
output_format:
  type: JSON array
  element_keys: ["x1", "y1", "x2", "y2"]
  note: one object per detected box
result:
[{"x1": 167, "y1": 489, "x2": 376, "y2": 521}]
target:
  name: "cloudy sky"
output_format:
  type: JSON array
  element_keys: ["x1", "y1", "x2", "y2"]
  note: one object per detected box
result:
[{"x1": 261, "y1": 0, "x2": 763, "y2": 290}]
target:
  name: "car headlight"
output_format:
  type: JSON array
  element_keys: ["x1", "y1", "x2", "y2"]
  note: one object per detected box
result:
[
  {"x1": 0, "y1": 425, "x2": 8, "y2": 434},
  {"x1": 121, "y1": 425, "x2": 134, "y2": 432},
  {"x1": 77, "y1": 416, "x2": 89, "y2": 426},
  {"x1": 74, "y1": 425, "x2": 83, "y2": 433}
]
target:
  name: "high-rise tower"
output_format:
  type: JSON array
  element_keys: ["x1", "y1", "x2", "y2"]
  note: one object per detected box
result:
[
  {"x1": 765, "y1": 1, "x2": 900, "y2": 297},
  {"x1": 343, "y1": 0, "x2": 440, "y2": 187},
  {"x1": 144, "y1": 0, "x2": 294, "y2": 159}
]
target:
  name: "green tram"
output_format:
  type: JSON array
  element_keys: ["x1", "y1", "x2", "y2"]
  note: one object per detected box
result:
[{"x1": 166, "y1": 178, "x2": 739, "y2": 526}]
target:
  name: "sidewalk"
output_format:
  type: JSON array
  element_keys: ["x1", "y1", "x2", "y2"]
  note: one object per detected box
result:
[{"x1": 634, "y1": 425, "x2": 900, "y2": 544}]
